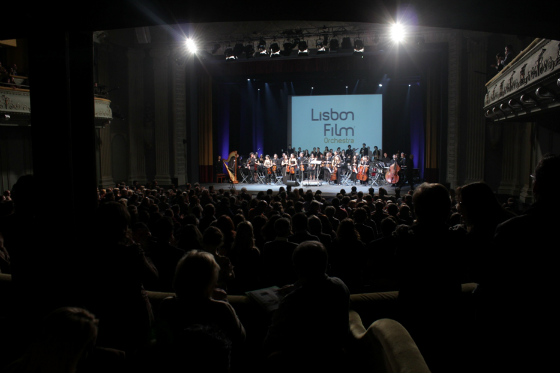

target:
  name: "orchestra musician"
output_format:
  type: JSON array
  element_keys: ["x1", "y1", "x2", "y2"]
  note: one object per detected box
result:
[
  {"x1": 359, "y1": 143, "x2": 369, "y2": 158},
  {"x1": 358, "y1": 156, "x2": 369, "y2": 185},
  {"x1": 248, "y1": 153, "x2": 257, "y2": 183},
  {"x1": 332, "y1": 151, "x2": 343, "y2": 185},
  {"x1": 264, "y1": 155, "x2": 273, "y2": 184},
  {"x1": 323, "y1": 151, "x2": 333, "y2": 182},
  {"x1": 372, "y1": 146, "x2": 381, "y2": 160},
  {"x1": 273, "y1": 154, "x2": 282, "y2": 179},
  {"x1": 281, "y1": 154, "x2": 289, "y2": 177},
  {"x1": 308, "y1": 153, "x2": 317, "y2": 181},
  {"x1": 288, "y1": 153, "x2": 298, "y2": 181},
  {"x1": 351, "y1": 155, "x2": 358, "y2": 184},
  {"x1": 297, "y1": 152, "x2": 307, "y2": 181}
]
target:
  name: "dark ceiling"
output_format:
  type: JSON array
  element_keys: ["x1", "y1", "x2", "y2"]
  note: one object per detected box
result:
[{"x1": 1, "y1": 0, "x2": 558, "y2": 41}]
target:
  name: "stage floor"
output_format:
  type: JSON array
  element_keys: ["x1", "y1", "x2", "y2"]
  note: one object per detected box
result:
[{"x1": 203, "y1": 178, "x2": 413, "y2": 199}]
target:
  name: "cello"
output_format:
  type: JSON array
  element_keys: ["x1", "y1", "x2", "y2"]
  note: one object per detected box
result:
[
  {"x1": 357, "y1": 163, "x2": 369, "y2": 182},
  {"x1": 385, "y1": 160, "x2": 400, "y2": 184}
]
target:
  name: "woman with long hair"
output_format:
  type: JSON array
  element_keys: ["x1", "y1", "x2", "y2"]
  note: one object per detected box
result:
[{"x1": 229, "y1": 221, "x2": 261, "y2": 293}]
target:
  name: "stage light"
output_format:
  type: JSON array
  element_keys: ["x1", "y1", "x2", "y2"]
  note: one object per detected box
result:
[
  {"x1": 379, "y1": 84, "x2": 383, "y2": 87},
  {"x1": 353, "y1": 39, "x2": 364, "y2": 54},
  {"x1": 298, "y1": 41, "x2": 308, "y2": 56},
  {"x1": 270, "y1": 42, "x2": 281, "y2": 57},
  {"x1": 224, "y1": 47, "x2": 236, "y2": 60},
  {"x1": 185, "y1": 38, "x2": 197, "y2": 53},
  {"x1": 316, "y1": 39, "x2": 326, "y2": 54},
  {"x1": 390, "y1": 23, "x2": 405, "y2": 43},
  {"x1": 257, "y1": 39, "x2": 268, "y2": 56}
]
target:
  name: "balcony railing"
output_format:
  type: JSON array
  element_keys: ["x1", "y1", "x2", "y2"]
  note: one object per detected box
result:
[
  {"x1": 0, "y1": 77, "x2": 112, "y2": 127},
  {"x1": 484, "y1": 38, "x2": 560, "y2": 121}
]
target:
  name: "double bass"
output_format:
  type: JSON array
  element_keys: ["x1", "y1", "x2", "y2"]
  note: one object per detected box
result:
[{"x1": 385, "y1": 160, "x2": 400, "y2": 184}]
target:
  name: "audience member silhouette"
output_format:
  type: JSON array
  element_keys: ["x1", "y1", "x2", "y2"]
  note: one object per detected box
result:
[
  {"x1": 475, "y1": 154, "x2": 560, "y2": 373},
  {"x1": 264, "y1": 241, "x2": 349, "y2": 372},
  {"x1": 4, "y1": 307, "x2": 125, "y2": 373},
  {"x1": 329, "y1": 218, "x2": 367, "y2": 293},
  {"x1": 261, "y1": 218, "x2": 298, "y2": 288},
  {"x1": 83, "y1": 201, "x2": 158, "y2": 353},
  {"x1": 394, "y1": 182, "x2": 464, "y2": 373},
  {"x1": 229, "y1": 221, "x2": 261, "y2": 293},
  {"x1": 156, "y1": 250, "x2": 246, "y2": 354},
  {"x1": 456, "y1": 181, "x2": 516, "y2": 283},
  {"x1": 202, "y1": 226, "x2": 234, "y2": 292}
]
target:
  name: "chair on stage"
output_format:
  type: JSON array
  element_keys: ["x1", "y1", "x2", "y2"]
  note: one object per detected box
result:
[
  {"x1": 257, "y1": 170, "x2": 267, "y2": 184},
  {"x1": 274, "y1": 173, "x2": 284, "y2": 185},
  {"x1": 341, "y1": 170, "x2": 354, "y2": 186},
  {"x1": 216, "y1": 173, "x2": 226, "y2": 183}
]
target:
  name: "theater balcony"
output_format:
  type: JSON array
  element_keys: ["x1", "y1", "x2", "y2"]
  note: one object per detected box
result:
[
  {"x1": 484, "y1": 38, "x2": 560, "y2": 121},
  {"x1": 0, "y1": 81, "x2": 113, "y2": 127}
]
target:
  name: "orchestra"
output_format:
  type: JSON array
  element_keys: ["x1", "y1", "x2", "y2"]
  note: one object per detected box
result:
[{"x1": 220, "y1": 144, "x2": 413, "y2": 187}]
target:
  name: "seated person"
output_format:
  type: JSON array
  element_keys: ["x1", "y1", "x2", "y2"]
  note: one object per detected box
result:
[
  {"x1": 156, "y1": 250, "x2": 246, "y2": 351},
  {"x1": 264, "y1": 241, "x2": 350, "y2": 371}
]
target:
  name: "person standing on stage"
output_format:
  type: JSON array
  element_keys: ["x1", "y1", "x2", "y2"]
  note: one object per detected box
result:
[
  {"x1": 372, "y1": 146, "x2": 381, "y2": 160},
  {"x1": 264, "y1": 155, "x2": 274, "y2": 185},
  {"x1": 350, "y1": 155, "x2": 358, "y2": 184},
  {"x1": 248, "y1": 153, "x2": 257, "y2": 183},
  {"x1": 308, "y1": 153, "x2": 317, "y2": 181},
  {"x1": 360, "y1": 143, "x2": 369, "y2": 158},
  {"x1": 323, "y1": 151, "x2": 333, "y2": 182},
  {"x1": 333, "y1": 151, "x2": 343, "y2": 185},
  {"x1": 273, "y1": 154, "x2": 282, "y2": 179},
  {"x1": 345, "y1": 145, "x2": 353, "y2": 162},
  {"x1": 298, "y1": 152, "x2": 308, "y2": 182},
  {"x1": 281, "y1": 154, "x2": 289, "y2": 177},
  {"x1": 288, "y1": 153, "x2": 298, "y2": 181},
  {"x1": 397, "y1": 154, "x2": 415, "y2": 190}
]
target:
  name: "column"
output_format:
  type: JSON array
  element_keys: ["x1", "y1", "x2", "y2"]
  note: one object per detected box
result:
[
  {"x1": 150, "y1": 48, "x2": 172, "y2": 186},
  {"x1": 127, "y1": 48, "x2": 147, "y2": 185},
  {"x1": 171, "y1": 48, "x2": 188, "y2": 186}
]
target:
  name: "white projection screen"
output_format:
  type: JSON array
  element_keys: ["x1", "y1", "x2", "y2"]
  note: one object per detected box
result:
[{"x1": 288, "y1": 94, "x2": 382, "y2": 154}]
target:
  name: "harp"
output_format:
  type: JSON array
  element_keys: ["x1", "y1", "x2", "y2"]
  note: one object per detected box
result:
[{"x1": 223, "y1": 151, "x2": 238, "y2": 184}]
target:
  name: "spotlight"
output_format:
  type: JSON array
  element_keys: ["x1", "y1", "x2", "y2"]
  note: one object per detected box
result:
[
  {"x1": 224, "y1": 47, "x2": 236, "y2": 60},
  {"x1": 379, "y1": 84, "x2": 383, "y2": 87},
  {"x1": 185, "y1": 38, "x2": 197, "y2": 53},
  {"x1": 390, "y1": 23, "x2": 405, "y2": 43},
  {"x1": 329, "y1": 38, "x2": 339, "y2": 51},
  {"x1": 298, "y1": 41, "x2": 308, "y2": 56},
  {"x1": 353, "y1": 39, "x2": 364, "y2": 54},
  {"x1": 257, "y1": 39, "x2": 268, "y2": 56},
  {"x1": 244, "y1": 44, "x2": 255, "y2": 58},
  {"x1": 316, "y1": 39, "x2": 326, "y2": 54},
  {"x1": 270, "y1": 42, "x2": 281, "y2": 58}
]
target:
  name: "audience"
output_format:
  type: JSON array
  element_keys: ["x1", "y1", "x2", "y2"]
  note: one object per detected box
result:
[{"x1": 1, "y1": 161, "x2": 557, "y2": 373}]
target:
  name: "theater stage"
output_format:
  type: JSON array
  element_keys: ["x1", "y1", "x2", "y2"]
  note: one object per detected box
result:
[{"x1": 201, "y1": 178, "x2": 413, "y2": 199}]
